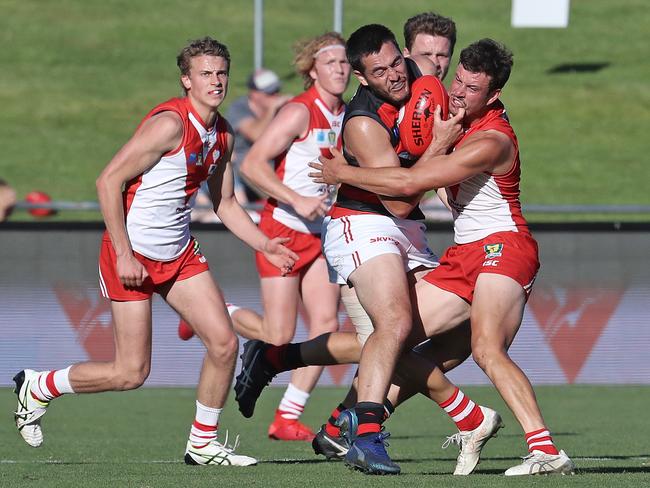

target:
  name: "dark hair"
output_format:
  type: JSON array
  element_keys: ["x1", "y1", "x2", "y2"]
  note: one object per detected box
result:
[
  {"x1": 176, "y1": 37, "x2": 231, "y2": 77},
  {"x1": 346, "y1": 24, "x2": 399, "y2": 73},
  {"x1": 459, "y1": 38, "x2": 513, "y2": 92},
  {"x1": 403, "y1": 12, "x2": 457, "y2": 54}
]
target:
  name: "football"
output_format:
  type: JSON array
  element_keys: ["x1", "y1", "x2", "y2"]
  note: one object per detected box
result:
[
  {"x1": 25, "y1": 190, "x2": 55, "y2": 217},
  {"x1": 398, "y1": 75, "x2": 449, "y2": 157}
]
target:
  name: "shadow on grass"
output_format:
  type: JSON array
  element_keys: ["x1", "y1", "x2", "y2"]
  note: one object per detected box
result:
[
  {"x1": 416, "y1": 466, "x2": 650, "y2": 476},
  {"x1": 547, "y1": 62, "x2": 610, "y2": 74}
]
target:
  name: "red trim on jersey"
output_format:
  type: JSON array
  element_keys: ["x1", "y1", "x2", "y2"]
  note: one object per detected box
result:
[
  {"x1": 455, "y1": 101, "x2": 529, "y2": 234},
  {"x1": 122, "y1": 97, "x2": 229, "y2": 220},
  {"x1": 264, "y1": 85, "x2": 343, "y2": 215}
]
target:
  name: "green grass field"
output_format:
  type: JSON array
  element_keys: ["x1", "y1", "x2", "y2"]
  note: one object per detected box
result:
[
  {"x1": 1, "y1": 0, "x2": 649, "y2": 221},
  {"x1": 1, "y1": 386, "x2": 648, "y2": 487}
]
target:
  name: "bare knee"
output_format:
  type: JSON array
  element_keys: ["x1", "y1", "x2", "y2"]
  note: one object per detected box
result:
[
  {"x1": 204, "y1": 330, "x2": 239, "y2": 363},
  {"x1": 112, "y1": 364, "x2": 150, "y2": 391},
  {"x1": 308, "y1": 316, "x2": 339, "y2": 335},
  {"x1": 471, "y1": 335, "x2": 508, "y2": 372},
  {"x1": 373, "y1": 315, "x2": 412, "y2": 345},
  {"x1": 262, "y1": 317, "x2": 297, "y2": 345}
]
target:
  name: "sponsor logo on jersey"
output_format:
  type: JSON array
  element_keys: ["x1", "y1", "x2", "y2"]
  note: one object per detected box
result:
[
  {"x1": 189, "y1": 153, "x2": 198, "y2": 164},
  {"x1": 328, "y1": 130, "x2": 337, "y2": 146},
  {"x1": 314, "y1": 129, "x2": 333, "y2": 146},
  {"x1": 484, "y1": 243, "x2": 503, "y2": 258}
]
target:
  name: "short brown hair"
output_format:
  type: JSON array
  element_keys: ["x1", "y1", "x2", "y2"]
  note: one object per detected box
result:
[
  {"x1": 177, "y1": 37, "x2": 231, "y2": 77},
  {"x1": 293, "y1": 32, "x2": 346, "y2": 89},
  {"x1": 404, "y1": 12, "x2": 456, "y2": 55},
  {"x1": 460, "y1": 39, "x2": 513, "y2": 92}
]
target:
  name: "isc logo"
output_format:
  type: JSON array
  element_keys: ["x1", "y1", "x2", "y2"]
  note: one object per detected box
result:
[{"x1": 482, "y1": 259, "x2": 500, "y2": 267}]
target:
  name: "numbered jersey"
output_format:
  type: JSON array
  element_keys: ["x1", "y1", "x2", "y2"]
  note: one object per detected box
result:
[
  {"x1": 446, "y1": 101, "x2": 530, "y2": 244},
  {"x1": 263, "y1": 86, "x2": 345, "y2": 234},
  {"x1": 123, "y1": 97, "x2": 229, "y2": 260}
]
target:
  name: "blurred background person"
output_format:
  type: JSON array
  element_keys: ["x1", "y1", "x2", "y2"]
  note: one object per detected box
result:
[
  {"x1": 235, "y1": 32, "x2": 350, "y2": 441},
  {"x1": 227, "y1": 68, "x2": 292, "y2": 205},
  {"x1": 0, "y1": 179, "x2": 17, "y2": 222}
]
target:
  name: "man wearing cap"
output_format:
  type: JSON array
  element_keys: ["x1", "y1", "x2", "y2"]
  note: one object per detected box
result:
[{"x1": 226, "y1": 69, "x2": 291, "y2": 203}]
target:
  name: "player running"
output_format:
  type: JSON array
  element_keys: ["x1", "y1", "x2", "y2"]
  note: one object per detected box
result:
[{"x1": 13, "y1": 37, "x2": 297, "y2": 466}]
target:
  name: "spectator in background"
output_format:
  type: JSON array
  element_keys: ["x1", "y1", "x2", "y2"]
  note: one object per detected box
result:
[
  {"x1": 0, "y1": 179, "x2": 17, "y2": 222},
  {"x1": 226, "y1": 68, "x2": 292, "y2": 204},
  {"x1": 403, "y1": 11, "x2": 456, "y2": 81}
]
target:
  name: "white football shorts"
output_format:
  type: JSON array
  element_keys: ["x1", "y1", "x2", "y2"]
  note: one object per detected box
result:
[{"x1": 321, "y1": 213, "x2": 439, "y2": 285}]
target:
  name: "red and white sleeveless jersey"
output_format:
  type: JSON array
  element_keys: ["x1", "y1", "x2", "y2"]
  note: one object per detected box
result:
[
  {"x1": 263, "y1": 86, "x2": 345, "y2": 234},
  {"x1": 446, "y1": 101, "x2": 530, "y2": 244},
  {"x1": 124, "y1": 97, "x2": 228, "y2": 260}
]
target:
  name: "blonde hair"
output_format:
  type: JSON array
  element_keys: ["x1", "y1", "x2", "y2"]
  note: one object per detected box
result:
[{"x1": 293, "y1": 32, "x2": 345, "y2": 89}]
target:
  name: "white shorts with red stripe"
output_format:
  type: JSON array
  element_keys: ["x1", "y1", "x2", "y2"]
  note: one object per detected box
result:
[{"x1": 322, "y1": 213, "x2": 439, "y2": 285}]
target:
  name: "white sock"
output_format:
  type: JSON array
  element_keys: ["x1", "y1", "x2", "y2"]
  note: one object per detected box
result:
[
  {"x1": 278, "y1": 383, "x2": 310, "y2": 420},
  {"x1": 31, "y1": 366, "x2": 74, "y2": 402},
  {"x1": 189, "y1": 401, "x2": 221, "y2": 447}
]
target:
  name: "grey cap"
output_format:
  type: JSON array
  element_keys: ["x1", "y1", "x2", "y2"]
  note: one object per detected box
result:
[{"x1": 247, "y1": 68, "x2": 281, "y2": 94}]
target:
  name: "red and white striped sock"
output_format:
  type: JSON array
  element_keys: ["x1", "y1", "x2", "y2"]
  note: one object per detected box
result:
[
  {"x1": 30, "y1": 366, "x2": 74, "y2": 402},
  {"x1": 189, "y1": 401, "x2": 221, "y2": 448},
  {"x1": 277, "y1": 383, "x2": 309, "y2": 420},
  {"x1": 526, "y1": 428, "x2": 559, "y2": 455},
  {"x1": 438, "y1": 387, "x2": 485, "y2": 432}
]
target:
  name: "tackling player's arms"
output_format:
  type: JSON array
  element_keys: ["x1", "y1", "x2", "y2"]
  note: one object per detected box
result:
[
  {"x1": 343, "y1": 116, "x2": 422, "y2": 218},
  {"x1": 335, "y1": 129, "x2": 514, "y2": 198}
]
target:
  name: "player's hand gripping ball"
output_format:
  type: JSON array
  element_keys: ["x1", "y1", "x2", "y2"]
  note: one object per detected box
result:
[{"x1": 398, "y1": 75, "x2": 449, "y2": 157}]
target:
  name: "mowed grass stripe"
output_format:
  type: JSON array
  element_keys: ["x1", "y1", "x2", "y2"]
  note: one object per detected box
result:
[
  {"x1": 0, "y1": 385, "x2": 649, "y2": 486},
  {"x1": 1, "y1": 0, "x2": 649, "y2": 220}
]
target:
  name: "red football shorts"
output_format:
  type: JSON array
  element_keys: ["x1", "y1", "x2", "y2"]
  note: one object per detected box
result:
[
  {"x1": 255, "y1": 213, "x2": 323, "y2": 278},
  {"x1": 423, "y1": 231, "x2": 539, "y2": 303},
  {"x1": 98, "y1": 234, "x2": 209, "y2": 301}
]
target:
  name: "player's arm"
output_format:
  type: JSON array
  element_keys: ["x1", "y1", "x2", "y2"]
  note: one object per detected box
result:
[
  {"x1": 208, "y1": 125, "x2": 298, "y2": 273},
  {"x1": 240, "y1": 102, "x2": 328, "y2": 221},
  {"x1": 96, "y1": 111, "x2": 182, "y2": 287},
  {"x1": 316, "y1": 130, "x2": 514, "y2": 197},
  {"x1": 344, "y1": 117, "x2": 421, "y2": 218}
]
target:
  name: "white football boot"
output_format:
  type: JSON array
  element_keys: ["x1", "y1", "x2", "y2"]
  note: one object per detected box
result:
[
  {"x1": 184, "y1": 432, "x2": 257, "y2": 466},
  {"x1": 442, "y1": 406, "x2": 504, "y2": 475},
  {"x1": 505, "y1": 449, "x2": 575, "y2": 476},
  {"x1": 13, "y1": 369, "x2": 49, "y2": 447}
]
